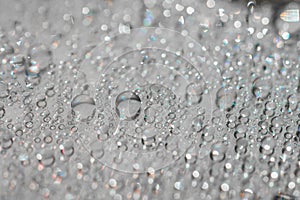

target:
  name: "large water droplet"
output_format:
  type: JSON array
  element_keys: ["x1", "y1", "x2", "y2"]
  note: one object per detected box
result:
[
  {"x1": 216, "y1": 86, "x2": 237, "y2": 112},
  {"x1": 185, "y1": 82, "x2": 204, "y2": 106},
  {"x1": 115, "y1": 91, "x2": 141, "y2": 121},
  {"x1": 260, "y1": 136, "x2": 276, "y2": 155},
  {"x1": 28, "y1": 44, "x2": 52, "y2": 72},
  {"x1": 252, "y1": 76, "x2": 272, "y2": 100},
  {"x1": 71, "y1": 94, "x2": 96, "y2": 121},
  {"x1": 210, "y1": 142, "x2": 227, "y2": 162}
]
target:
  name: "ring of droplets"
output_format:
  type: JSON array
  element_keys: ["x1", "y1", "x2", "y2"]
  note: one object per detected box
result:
[{"x1": 78, "y1": 40, "x2": 214, "y2": 172}]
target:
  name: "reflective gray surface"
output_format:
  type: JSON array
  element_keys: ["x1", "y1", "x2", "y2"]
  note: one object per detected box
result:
[{"x1": 0, "y1": 0, "x2": 300, "y2": 199}]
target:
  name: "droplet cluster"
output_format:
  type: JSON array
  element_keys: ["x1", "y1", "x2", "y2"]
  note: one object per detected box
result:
[{"x1": 0, "y1": 0, "x2": 300, "y2": 199}]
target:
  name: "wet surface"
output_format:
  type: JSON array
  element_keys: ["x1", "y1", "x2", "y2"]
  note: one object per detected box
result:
[{"x1": 0, "y1": 0, "x2": 300, "y2": 199}]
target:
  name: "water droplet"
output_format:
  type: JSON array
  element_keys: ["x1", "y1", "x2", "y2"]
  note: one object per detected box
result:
[
  {"x1": 235, "y1": 138, "x2": 248, "y2": 154},
  {"x1": 36, "y1": 95, "x2": 47, "y2": 108},
  {"x1": 25, "y1": 65, "x2": 40, "y2": 77},
  {"x1": 71, "y1": 94, "x2": 96, "y2": 121},
  {"x1": 192, "y1": 115, "x2": 204, "y2": 132},
  {"x1": 0, "y1": 103, "x2": 5, "y2": 119},
  {"x1": 260, "y1": 136, "x2": 276, "y2": 155},
  {"x1": 37, "y1": 150, "x2": 55, "y2": 167},
  {"x1": 28, "y1": 44, "x2": 52, "y2": 72},
  {"x1": 115, "y1": 91, "x2": 141, "y2": 121},
  {"x1": 185, "y1": 82, "x2": 204, "y2": 106},
  {"x1": 275, "y1": 3, "x2": 300, "y2": 38},
  {"x1": 0, "y1": 81, "x2": 9, "y2": 98},
  {"x1": 216, "y1": 86, "x2": 237, "y2": 111},
  {"x1": 9, "y1": 54, "x2": 26, "y2": 76},
  {"x1": 0, "y1": 128, "x2": 13, "y2": 150},
  {"x1": 287, "y1": 94, "x2": 300, "y2": 112},
  {"x1": 210, "y1": 142, "x2": 227, "y2": 162},
  {"x1": 273, "y1": 193, "x2": 296, "y2": 200},
  {"x1": 252, "y1": 76, "x2": 272, "y2": 100},
  {"x1": 144, "y1": 106, "x2": 157, "y2": 124}
]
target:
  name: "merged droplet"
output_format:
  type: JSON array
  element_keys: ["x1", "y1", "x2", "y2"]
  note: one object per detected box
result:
[
  {"x1": 71, "y1": 94, "x2": 96, "y2": 121},
  {"x1": 115, "y1": 91, "x2": 141, "y2": 121},
  {"x1": 216, "y1": 86, "x2": 237, "y2": 111},
  {"x1": 185, "y1": 82, "x2": 205, "y2": 106}
]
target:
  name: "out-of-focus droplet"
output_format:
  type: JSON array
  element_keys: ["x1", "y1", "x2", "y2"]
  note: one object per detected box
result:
[
  {"x1": 235, "y1": 138, "x2": 248, "y2": 154},
  {"x1": 260, "y1": 136, "x2": 276, "y2": 155},
  {"x1": 60, "y1": 140, "x2": 74, "y2": 157},
  {"x1": 90, "y1": 141, "x2": 104, "y2": 160},
  {"x1": 273, "y1": 193, "x2": 296, "y2": 200},
  {"x1": 287, "y1": 94, "x2": 300, "y2": 112},
  {"x1": 25, "y1": 65, "x2": 40, "y2": 77},
  {"x1": 275, "y1": 3, "x2": 300, "y2": 39},
  {"x1": 0, "y1": 128, "x2": 13, "y2": 150},
  {"x1": 0, "y1": 102, "x2": 5, "y2": 119},
  {"x1": 0, "y1": 81, "x2": 9, "y2": 98},
  {"x1": 240, "y1": 189, "x2": 256, "y2": 200},
  {"x1": 28, "y1": 44, "x2": 52, "y2": 72},
  {"x1": 0, "y1": 43, "x2": 14, "y2": 58},
  {"x1": 185, "y1": 82, "x2": 204, "y2": 106},
  {"x1": 252, "y1": 76, "x2": 272, "y2": 100},
  {"x1": 36, "y1": 95, "x2": 47, "y2": 108},
  {"x1": 216, "y1": 86, "x2": 237, "y2": 112},
  {"x1": 242, "y1": 156, "x2": 255, "y2": 174},
  {"x1": 247, "y1": 1, "x2": 256, "y2": 14},
  {"x1": 37, "y1": 150, "x2": 55, "y2": 167},
  {"x1": 9, "y1": 54, "x2": 26, "y2": 77},
  {"x1": 210, "y1": 142, "x2": 227, "y2": 162},
  {"x1": 144, "y1": 106, "x2": 157, "y2": 124},
  {"x1": 280, "y1": 9, "x2": 299, "y2": 22},
  {"x1": 191, "y1": 115, "x2": 204, "y2": 132}
]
